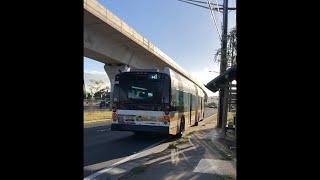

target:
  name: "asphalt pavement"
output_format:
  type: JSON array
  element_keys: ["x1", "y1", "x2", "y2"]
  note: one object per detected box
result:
[
  {"x1": 87, "y1": 112, "x2": 236, "y2": 180},
  {"x1": 84, "y1": 108, "x2": 219, "y2": 179}
]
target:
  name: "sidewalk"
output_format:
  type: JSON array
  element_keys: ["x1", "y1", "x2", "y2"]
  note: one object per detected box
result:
[{"x1": 91, "y1": 116, "x2": 236, "y2": 180}]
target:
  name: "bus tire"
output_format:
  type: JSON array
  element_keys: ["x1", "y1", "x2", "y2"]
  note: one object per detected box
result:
[{"x1": 195, "y1": 117, "x2": 199, "y2": 126}]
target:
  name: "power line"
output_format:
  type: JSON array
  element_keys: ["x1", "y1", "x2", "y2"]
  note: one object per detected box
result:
[
  {"x1": 177, "y1": 0, "x2": 215, "y2": 10},
  {"x1": 214, "y1": 0, "x2": 222, "y2": 24},
  {"x1": 181, "y1": 0, "x2": 223, "y2": 6},
  {"x1": 177, "y1": 0, "x2": 236, "y2": 11},
  {"x1": 207, "y1": 0, "x2": 222, "y2": 41}
]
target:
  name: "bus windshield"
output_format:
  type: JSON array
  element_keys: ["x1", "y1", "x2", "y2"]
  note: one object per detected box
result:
[{"x1": 114, "y1": 72, "x2": 170, "y2": 111}]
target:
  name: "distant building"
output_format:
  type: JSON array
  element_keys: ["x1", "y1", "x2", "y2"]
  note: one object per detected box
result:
[{"x1": 208, "y1": 96, "x2": 219, "y2": 104}]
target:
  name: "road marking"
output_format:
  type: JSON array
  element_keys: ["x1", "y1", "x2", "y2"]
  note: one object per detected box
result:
[
  {"x1": 96, "y1": 129, "x2": 106, "y2": 132},
  {"x1": 84, "y1": 136, "x2": 172, "y2": 180},
  {"x1": 84, "y1": 113, "x2": 216, "y2": 180}
]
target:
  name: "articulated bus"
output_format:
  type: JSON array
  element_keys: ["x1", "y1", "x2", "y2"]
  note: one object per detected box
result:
[{"x1": 111, "y1": 67, "x2": 206, "y2": 136}]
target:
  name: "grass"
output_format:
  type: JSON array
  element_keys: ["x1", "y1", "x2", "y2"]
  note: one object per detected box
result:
[
  {"x1": 227, "y1": 112, "x2": 236, "y2": 125},
  {"x1": 168, "y1": 135, "x2": 191, "y2": 149},
  {"x1": 176, "y1": 135, "x2": 190, "y2": 143},
  {"x1": 222, "y1": 146, "x2": 236, "y2": 159},
  {"x1": 168, "y1": 143, "x2": 177, "y2": 149},
  {"x1": 130, "y1": 164, "x2": 149, "y2": 174},
  {"x1": 84, "y1": 111, "x2": 112, "y2": 122},
  {"x1": 187, "y1": 131, "x2": 196, "y2": 135}
]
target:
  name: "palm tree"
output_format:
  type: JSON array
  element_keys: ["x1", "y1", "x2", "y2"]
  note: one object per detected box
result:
[{"x1": 214, "y1": 27, "x2": 237, "y2": 67}]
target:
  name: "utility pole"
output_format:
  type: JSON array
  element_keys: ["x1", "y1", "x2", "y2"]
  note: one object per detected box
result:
[
  {"x1": 217, "y1": 0, "x2": 228, "y2": 129},
  {"x1": 177, "y1": 0, "x2": 235, "y2": 133}
]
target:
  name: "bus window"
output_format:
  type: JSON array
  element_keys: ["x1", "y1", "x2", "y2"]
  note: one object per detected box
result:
[
  {"x1": 183, "y1": 92, "x2": 189, "y2": 112},
  {"x1": 114, "y1": 72, "x2": 170, "y2": 111},
  {"x1": 191, "y1": 94, "x2": 196, "y2": 111},
  {"x1": 162, "y1": 74, "x2": 170, "y2": 104}
]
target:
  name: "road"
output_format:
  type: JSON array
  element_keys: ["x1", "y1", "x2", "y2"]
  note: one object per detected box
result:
[{"x1": 84, "y1": 107, "x2": 217, "y2": 177}]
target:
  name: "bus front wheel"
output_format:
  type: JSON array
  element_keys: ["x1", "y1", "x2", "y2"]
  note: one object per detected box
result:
[{"x1": 195, "y1": 116, "x2": 199, "y2": 126}]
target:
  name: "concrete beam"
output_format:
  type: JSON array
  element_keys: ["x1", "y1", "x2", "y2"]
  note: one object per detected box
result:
[
  {"x1": 83, "y1": 0, "x2": 211, "y2": 97},
  {"x1": 84, "y1": 24, "x2": 164, "y2": 70}
]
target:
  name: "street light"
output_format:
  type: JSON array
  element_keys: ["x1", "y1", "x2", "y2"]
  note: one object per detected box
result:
[{"x1": 209, "y1": 70, "x2": 219, "y2": 73}]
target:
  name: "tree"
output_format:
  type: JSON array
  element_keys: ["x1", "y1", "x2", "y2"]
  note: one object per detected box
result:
[
  {"x1": 84, "y1": 90, "x2": 89, "y2": 99},
  {"x1": 87, "y1": 79, "x2": 104, "y2": 114},
  {"x1": 94, "y1": 86, "x2": 110, "y2": 99},
  {"x1": 214, "y1": 27, "x2": 237, "y2": 67},
  {"x1": 88, "y1": 79, "x2": 104, "y2": 99}
]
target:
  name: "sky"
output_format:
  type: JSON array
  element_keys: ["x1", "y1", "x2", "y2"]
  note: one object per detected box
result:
[{"x1": 84, "y1": 0, "x2": 237, "y2": 96}]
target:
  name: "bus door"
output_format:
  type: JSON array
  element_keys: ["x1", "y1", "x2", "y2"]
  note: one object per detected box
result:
[
  {"x1": 200, "y1": 97, "x2": 202, "y2": 119},
  {"x1": 189, "y1": 93, "x2": 192, "y2": 125}
]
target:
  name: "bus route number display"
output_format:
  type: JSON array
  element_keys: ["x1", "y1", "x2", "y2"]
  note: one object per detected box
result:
[{"x1": 149, "y1": 73, "x2": 159, "y2": 80}]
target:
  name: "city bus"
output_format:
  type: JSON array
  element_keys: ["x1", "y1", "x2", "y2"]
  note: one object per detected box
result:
[{"x1": 111, "y1": 67, "x2": 206, "y2": 136}]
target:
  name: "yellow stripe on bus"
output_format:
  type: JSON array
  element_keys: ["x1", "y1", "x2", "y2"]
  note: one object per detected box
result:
[
  {"x1": 127, "y1": 110, "x2": 198, "y2": 123},
  {"x1": 166, "y1": 111, "x2": 197, "y2": 122}
]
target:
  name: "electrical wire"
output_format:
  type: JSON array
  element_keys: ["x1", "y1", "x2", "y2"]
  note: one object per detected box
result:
[
  {"x1": 207, "y1": 0, "x2": 222, "y2": 41},
  {"x1": 181, "y1": 0, "x2": 223, "y2": 6},
  {"x1": 215, "y1": 0, "x2": 222, "y2": 24}
]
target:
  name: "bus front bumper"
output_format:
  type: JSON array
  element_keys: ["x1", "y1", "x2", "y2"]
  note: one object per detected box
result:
[{"x1": 111, "y1": 124, "x2": 169, "y2": 134}]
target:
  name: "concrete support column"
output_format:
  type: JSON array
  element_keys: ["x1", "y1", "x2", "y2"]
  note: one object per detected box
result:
[{"x1": 104, "y1": 63, "x2": 130, "y2": 107}]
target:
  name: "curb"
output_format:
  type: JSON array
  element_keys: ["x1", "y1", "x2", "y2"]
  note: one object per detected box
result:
[{"x1": 84, "y1": 119, "x2": 111, "y2": 124}]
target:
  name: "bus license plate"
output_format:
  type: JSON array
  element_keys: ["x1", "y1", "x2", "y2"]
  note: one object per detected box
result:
[{"x1": 124, "y1": 116, "x2": 135, "y2": 124}]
